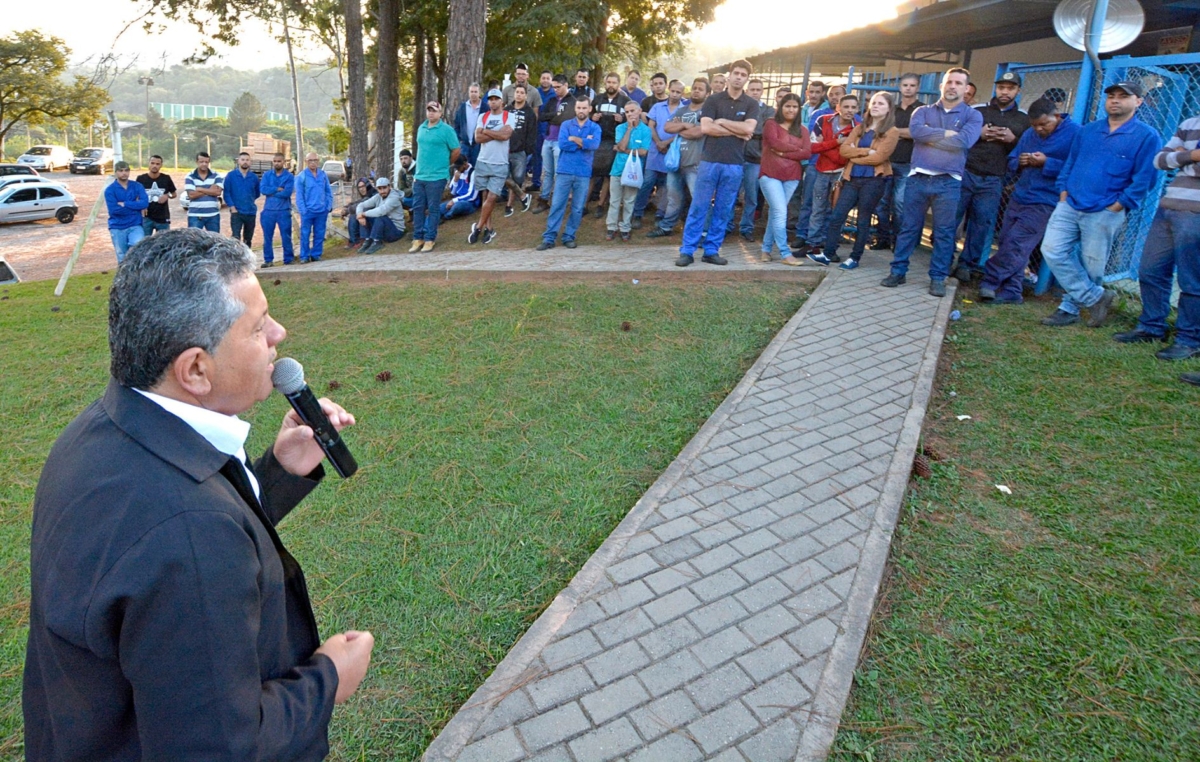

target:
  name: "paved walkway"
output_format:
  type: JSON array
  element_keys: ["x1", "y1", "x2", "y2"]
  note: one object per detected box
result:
[{"x1": 413, "y1": 253, "x2": 955, "y2": 762}]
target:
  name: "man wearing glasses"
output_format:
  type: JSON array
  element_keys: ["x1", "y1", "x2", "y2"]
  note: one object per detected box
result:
[{"x1": 410, "y1": 101, "x2": 462, "y2": 252}]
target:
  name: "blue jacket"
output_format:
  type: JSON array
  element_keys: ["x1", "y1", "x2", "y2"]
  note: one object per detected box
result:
[
  {"x1": 1057, "y1": 115, "x2": 1162, "y2": 213},
  {"x1": 909, "y1": 101, "x2": 983, "y2": 178},
  {"x1": 259, "y1": 169, "x2": 294, "y2": 214},
  {"x1": 104, "y1": 180, "x2": 148, "y2": 230},
  {"x1": 222, "y1": 168, "x2": 260, "y2": 215},
  {"x1": 453, "y1": 100, "x2": 484, "y2": 150},
  {"x1": 556, "y1": 118, "x2": 602, "y2": 176},
  {"x1": 294, "y1": 169, "x2": 333, "y2": 216},
  {"x1": 1006, "y1": 115, "x2": 1081, "y2": 207}
]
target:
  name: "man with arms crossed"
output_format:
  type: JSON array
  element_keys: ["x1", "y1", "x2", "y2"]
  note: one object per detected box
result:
[
  {"x1": 24, "y1": 229, "x2": 373, "y2": 760},
  {"x1": 537, "y1": 97, "x2": 601, "y2": 250},
  {"x1": 676, "y1": 59, "x2": 760, "y2": 267},
  {"x1": 259, "y1": 152, "x2": 295, "y2": 266},
  {"x1": 184, "y1": 151, "x2": 223, "y2": 233},
  {"x1": 468, "y1": 88, "x2": 514, "y2": 245},
  {"x1": 136, "y1": 155, "x2": 176, "y2": 237},
  {"x1": 883, "y1": 67, "x2": 983, "y2": 297}
]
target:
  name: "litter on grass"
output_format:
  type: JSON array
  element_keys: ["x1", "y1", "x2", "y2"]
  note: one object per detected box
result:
[
  {"x1": 996, "y1": 484, "x2": 1013, "y2": 495},
  {"x1": 956, "y1": 415, "x2": 972, "y2": 421}
]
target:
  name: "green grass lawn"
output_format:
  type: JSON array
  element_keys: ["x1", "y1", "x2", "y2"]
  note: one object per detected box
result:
[
  {"x1": 0, "y1": 274, "x2": 807, "y2": 760},
  {"x1": 830, "y1": 296, "x2": 1200, "y2": 761}
]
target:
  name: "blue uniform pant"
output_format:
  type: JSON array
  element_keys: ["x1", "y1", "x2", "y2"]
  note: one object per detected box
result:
[
  {"x1": 1136, "y1": 207, "x2": 1200, "y2": 345},
  {"x1": 260, "y1": 210, "x2": 293, "y2": 263},
  {"x1": 889, "y1": 173, "x2": 962, "y2": 281},
  {"x1": 680, "y1": 161, "x2": 742, "y2": 257},
  {"x1": 955, "y1": 170, "x2": 1004, "y2": 271},
  {"x1": 981, "y1": 199, "x2": 1054, "y2": 302},
  {"x1": 299, "y1": 213, "x2": 327, "y2": 261}
]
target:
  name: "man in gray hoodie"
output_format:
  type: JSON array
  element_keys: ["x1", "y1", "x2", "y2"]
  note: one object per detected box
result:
[{"x1": 357, "y1": 177, "x2": 407, "y2": 254}]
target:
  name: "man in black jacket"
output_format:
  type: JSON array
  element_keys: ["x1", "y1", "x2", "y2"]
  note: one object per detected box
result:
[
  {"x1": 504, "y1": 83, "x2": 539, "y2": 215},
  {"x1": 589, "y1": 72, "x2": 631, "y2": 216},
  {"x1": 953, "y1": 71, "x2": 1030, "y2": 281},
  {"x1": 23, "y1": 229, "x2": 373, "y2": 761},
  {"x1": 535, "y1": 75, "x2": 580, "y2": 213}
]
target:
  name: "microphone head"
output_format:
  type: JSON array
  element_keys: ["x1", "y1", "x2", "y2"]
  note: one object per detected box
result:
[{"x1": 271, "y1": 357, "x2": 306, "y2": 395}]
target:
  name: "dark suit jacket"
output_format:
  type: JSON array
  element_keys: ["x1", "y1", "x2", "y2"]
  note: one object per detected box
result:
[{"x1": 24, "y1": 379, "x2": 338, "y2": 761}]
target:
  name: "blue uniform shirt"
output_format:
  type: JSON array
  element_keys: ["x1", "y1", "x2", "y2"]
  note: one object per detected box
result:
[
  {"x1": 259, "y1": 169, "x2": 294, "y2": 214},
  {"x1": 1006, "y1": 115, "x2": 1081, "y2": 207},
  {"x1": 222, "y1": 168, "x2": 261, "y2": 215},
  {"x1": 556, "y1": 118, "x2": 602, "y2": 177},
  {"x1": 1057, "y1": 114, "x2": 1162, "y2": 213}
]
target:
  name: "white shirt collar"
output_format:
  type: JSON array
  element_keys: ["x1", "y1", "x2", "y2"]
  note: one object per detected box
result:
[{"x1": 134, "y1": 389, "x2": 260, "y2": 499}]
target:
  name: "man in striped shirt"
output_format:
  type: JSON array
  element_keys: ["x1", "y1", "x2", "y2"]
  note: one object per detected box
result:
[
  {"x1": 184, "y1": 152, "x2": 224, "y2": 233},
  {"x1": 1115, "y1": 114, "x2": 1200, "y2": 361}
]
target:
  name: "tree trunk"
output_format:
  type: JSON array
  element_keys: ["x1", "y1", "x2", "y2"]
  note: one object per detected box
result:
[
  {"x1": 281, "y1": 4, "x2": 305, "y2": 158},
  {"x1": 373, "y1": 0, "x2": 400, "y2": 179},
  {"x1": 344, "y1": 0, "x2": 369, "y2": 178},
  {"x1": 412, "y1": 26, "x2": 426, "y2": 159},
  {"x1": 425, "y1": 36, "x2": 440, "y2": 107},
  {"x1": 444, "y1": 0, "x2": 487, "y2": 119}
]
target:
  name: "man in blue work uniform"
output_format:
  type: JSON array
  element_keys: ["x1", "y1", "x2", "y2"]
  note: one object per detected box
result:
[
  {"x1": 1040, "y1": 81, "x2": 1161, "y2": 328},
  {"x1": 224, "y1": 151, "x2": 261, "y2": 248},
  {"x1": 259, "y1": 152, "x2": 295, "y2": 267},
  {"x1": 295, "y1": 152, "x2": 334, "y2": 263}
]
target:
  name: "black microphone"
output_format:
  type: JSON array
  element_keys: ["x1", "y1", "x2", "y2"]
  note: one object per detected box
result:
[{"x1": 271, "y1": 358, "x2": 358, "y2": 478}]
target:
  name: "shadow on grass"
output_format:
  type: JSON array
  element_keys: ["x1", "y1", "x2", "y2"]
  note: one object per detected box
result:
[{"x1": 831, "y1": 293, "x2": 1200, "y2": 761}]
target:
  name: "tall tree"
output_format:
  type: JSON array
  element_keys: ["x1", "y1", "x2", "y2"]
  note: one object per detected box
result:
[
  {"x1": 373, "y1": 0, "x2": 400, "y2": 179},
  {"x1": 343, "y1": 0, "x2": 369, "y2": 176},
  {"x1": 444, "y1": 0, "x2": 487, "y2": 119},
  {"x1": 229, "y1": 91, "x2": 268, "y2": 137},
  {"x1": 0, "y1": 31, "x2": 109, "y2": 156}
]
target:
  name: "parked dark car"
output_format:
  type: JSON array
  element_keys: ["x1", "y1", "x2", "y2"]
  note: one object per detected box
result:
[{"x1": 70, "y1": 147, "x2": 114, "y2": 175}]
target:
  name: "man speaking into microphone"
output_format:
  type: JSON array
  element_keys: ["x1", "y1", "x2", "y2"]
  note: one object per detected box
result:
[{"x1": 23, "y1": 229, "x2": 372, "y2": 761}]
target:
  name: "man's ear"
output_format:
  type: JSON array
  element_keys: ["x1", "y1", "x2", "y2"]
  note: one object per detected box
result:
[{"x1": 170, "y1": 346, "x2": 215, "y2": 399}]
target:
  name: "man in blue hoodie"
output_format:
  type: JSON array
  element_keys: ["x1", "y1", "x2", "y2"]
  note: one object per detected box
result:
[
  {"x1": 978, "y1": 98, "x2": 1080, "y2": 304},
  {"x1": 883, "y1": 67, "x2": 983, "y2": 297},
  {"x1": 294, "y1": 152, "x2": 334, "y2": 263},
  {"x1": 258, "y1": 153, "x2": 294, "y2": 267},
  {"x1": 1040, "y1": 81, "x2": 1162, "y2": 328},
  {"x1": 105, "y1": 161, "x2": 149, "y2": 263},
  {"x1": 224, "y1": 151, "x2": 261, "y2": 248}
]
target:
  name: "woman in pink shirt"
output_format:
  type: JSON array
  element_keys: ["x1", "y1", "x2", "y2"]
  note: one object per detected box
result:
[{"x1": 759, "y1": 93, "x2": 812, "y2": 264}]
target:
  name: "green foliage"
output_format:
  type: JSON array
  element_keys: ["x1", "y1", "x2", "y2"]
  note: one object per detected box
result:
[
  {"x1": 173, "y1": 116, "x2": 241, "y2": 161},
  {"x1": 327, "y1": 123, "x2": 350, "y2": 156},
  {"x1": 229, "y1": 91, "x2": 268, "y2": 137},
  {"x1": 0, "y1": 30, "x2": 110, "y2": 151}
]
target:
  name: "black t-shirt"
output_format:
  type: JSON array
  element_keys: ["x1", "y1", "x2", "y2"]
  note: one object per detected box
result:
[
  {"x1": 591, "y1": 91, "x2": 630, "y2": 141},
  {"x1": 891, "y1": 100, "x2": 922, "y2": 165},
  {"x1": 700, "y1": 91, "x2": 762, "y2": 165},
  {"x1": 136, "y1": 173, "x2": 177, "y2": 223}
]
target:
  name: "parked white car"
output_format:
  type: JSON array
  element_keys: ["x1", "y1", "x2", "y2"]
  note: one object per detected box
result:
[
  {"x1": 0, "y1": 175, "x2": 66, "y2": 191},
  {"x1": 18, "y1": 145, "x2": 73, "y2": 172},
  {"x1": 0, "y1": 182, "x2": 78, "y2": 224},
  {"x1": 322, "y1": 160, "x2": 346, "y2": 183}
]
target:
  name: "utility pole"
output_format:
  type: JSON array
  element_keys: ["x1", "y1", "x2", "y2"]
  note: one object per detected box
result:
[{"x1": 137, "y1": 76, "x2": 155, "y2": 122}]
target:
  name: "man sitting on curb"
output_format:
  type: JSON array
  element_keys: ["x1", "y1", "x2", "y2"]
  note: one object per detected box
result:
[
  {"x1": 1039, "y1": 81, "x2": 1161, "y2": 328},
  {"x1": 356, "y1": 177, "x2": 407, "y2": 255}
]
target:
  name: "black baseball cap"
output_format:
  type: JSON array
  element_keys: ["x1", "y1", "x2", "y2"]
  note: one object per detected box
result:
[
  {"x1": 1104, "y1": 81, "x2": 1145, "y2": 97},
  {"x1": 995, "y1": 72, "x2": 1022, "y2": 86}
]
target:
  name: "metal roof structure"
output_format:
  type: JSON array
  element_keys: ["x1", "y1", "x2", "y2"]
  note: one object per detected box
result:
[{"x1": 707, "y1": 0, "x2": 1200, "y2": 74}]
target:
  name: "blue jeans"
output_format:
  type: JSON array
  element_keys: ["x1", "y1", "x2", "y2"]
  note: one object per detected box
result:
[
  {"x1": 1137, "y1": 207, "x2": 1200, "y2": 345},
  {"x1": 543, "y1": 173, "x2": 589, "y2": 244},
  {"x1": 530, "y1": 132, "x2": 544, "y2": 190},
  {"x1": 367, "y1": 215, "x2": 404, "y2": 243},
  {"x1": 187, "y1": 215, "x2": 220, "y2": 233},
  {"x1": 110, "y1": 225, "x2": 145, "y2": 263},
  {"x1": 633, "y1": 168, "x2": 668, "y2": 220},
  {"x1": 888, "y1": 164, "x2": 911, "y2": 241},
  {"x1": 759, "y1": 176, "x2": 799, "y2": 257},
  {"x1": 981, "y1": 199, "x2": 1054, "y2": 302},
  {"x1": 793, "y1": 166, "x2": 819, "y2": 242},
  {"x1": 300, "y1": 213, "x2": 328, "y2": 261},
  {"x1": 890, "y1": 173, "x2": 963, "y2": 280},
  {"x1": 230, "y1": 211, "x2": 256, "y2": 246},
  {"x1": 540, "y1": 142, "x2": 560, "y2": 201},
  {"x1": 660, "y1": 166, "x2": 701, "y2": 232},
  {"x1": 261, "y1": 210, "x2": 293, "y2": 263},
  {"x1": 727, "y1": 162, "x2": 760, "y2": 235},
  {"x1": 823, "y1": 175, "x2": 887, "y2": 260},
  {"x1": 807, "y1": 172, "x2": 839, "y2": 242},
  {"x1": 680, "y1": 161, "x2": 742, "y2": 257},
  {"x1": 1040, "y1": 201, "x2": 1125, "y2": 314},
  {"x1": 347, "y1": 215, "x2": 365, "y2": 244},
  {"x1": 955, "y1": 171, "x2": 1004, "y2": 271},
  {"x1": 441, "y1": 200, "x2": 477, "y2": 220},
  {"x1": 141, "y1": 218, "x2": 170, "y2": 237},
  {"x1": 412, "y1": 178, "x2": 447, "y2": 241}
]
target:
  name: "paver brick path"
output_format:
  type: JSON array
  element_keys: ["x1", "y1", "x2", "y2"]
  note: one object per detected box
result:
[{"x1": 419, "y1": 255, "x2": 955, "y2": 761}]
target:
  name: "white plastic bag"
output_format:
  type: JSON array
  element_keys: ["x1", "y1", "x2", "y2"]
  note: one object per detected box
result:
[{"x1": 620, "y1": 154, "x2": 643, "y2": 188}]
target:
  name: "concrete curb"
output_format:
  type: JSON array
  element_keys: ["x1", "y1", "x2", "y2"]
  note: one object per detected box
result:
[
  {"x1": 422, "y1": 271, "x2": 840, "y2": 761},
  {"x1": 793, "y1": 282, "x2": 958, "y2": 761}
]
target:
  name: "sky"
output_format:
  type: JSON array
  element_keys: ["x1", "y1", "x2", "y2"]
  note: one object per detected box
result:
[{"x1": 13, "y1": 0, "x2": 904, "y2": 72}]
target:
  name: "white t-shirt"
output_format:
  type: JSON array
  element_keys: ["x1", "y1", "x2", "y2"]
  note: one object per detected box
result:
[{"x1": 476, "y1": 110, "x2": 511, "y2": 165}]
